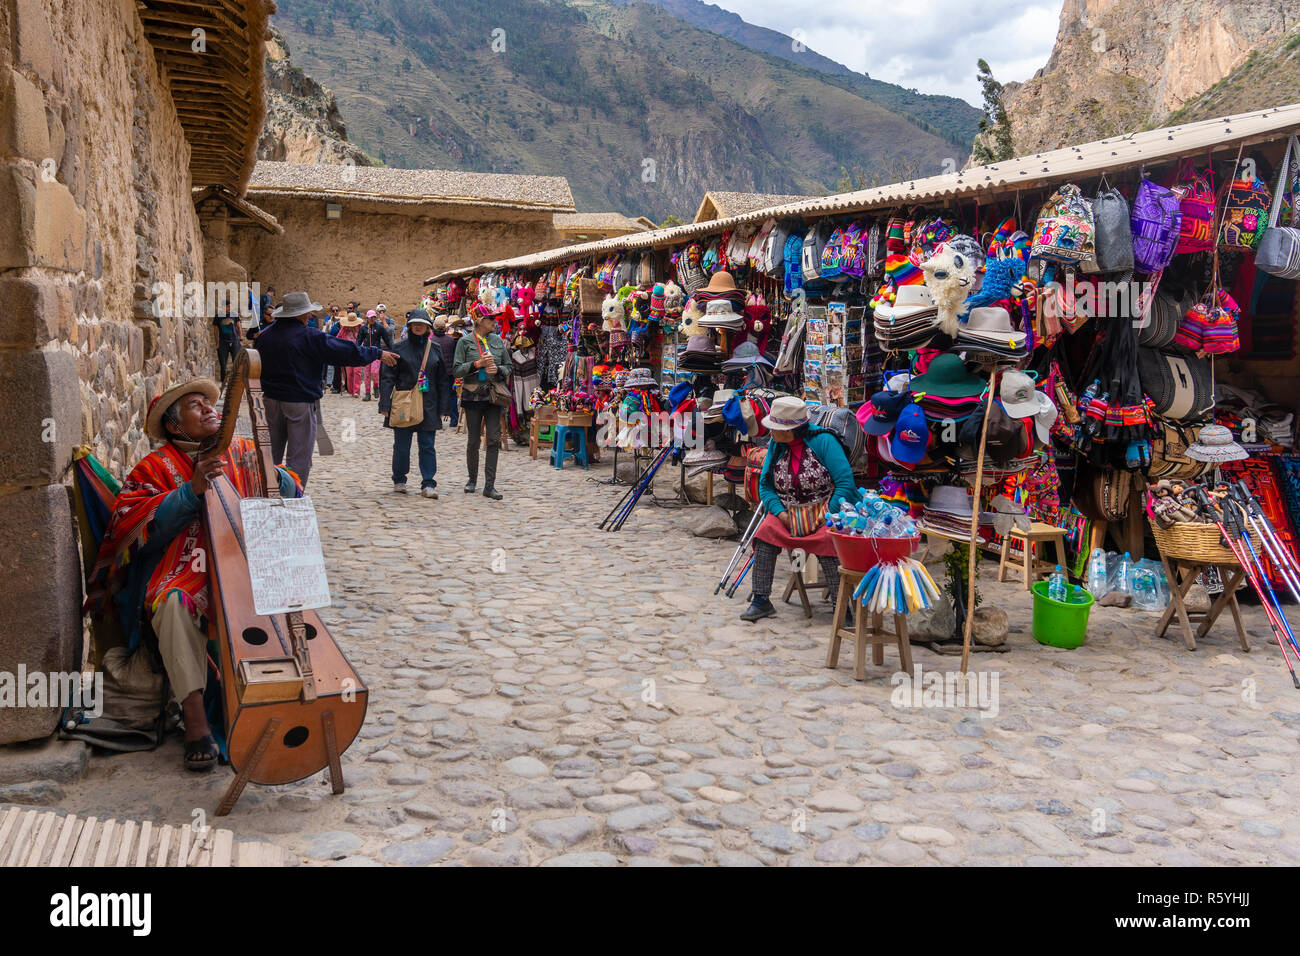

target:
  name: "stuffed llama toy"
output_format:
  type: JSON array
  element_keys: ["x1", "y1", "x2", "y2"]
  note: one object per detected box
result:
[{"x1": 920, "y1": 246, "x2": 976, "y2": 337}]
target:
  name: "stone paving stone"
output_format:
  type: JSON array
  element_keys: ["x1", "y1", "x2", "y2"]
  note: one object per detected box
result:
[{"x1": 30, "y1": 394, "x2": 1300, "y2": 866}]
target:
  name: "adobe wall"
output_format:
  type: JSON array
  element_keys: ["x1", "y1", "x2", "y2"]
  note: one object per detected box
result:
[
  {"x1": 230, "y1": 197, "x2": 563, "y2": 314},
  {"x1": 0, "y1": 0, "x2": 211, "y2": 743}
]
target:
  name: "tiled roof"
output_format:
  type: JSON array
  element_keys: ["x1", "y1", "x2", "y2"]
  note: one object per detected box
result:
[{"x1": 247, "y1": 161, "x2": 576, "y2": 211}]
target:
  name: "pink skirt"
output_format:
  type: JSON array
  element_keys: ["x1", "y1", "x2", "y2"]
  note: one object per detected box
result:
[{"x1": 753, "y1": 514, "x2": 837, "y2": 557}]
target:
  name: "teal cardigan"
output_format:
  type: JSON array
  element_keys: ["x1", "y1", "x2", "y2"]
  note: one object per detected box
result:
[{"x1": 758, "y1": 429, "x2": 856, "y2": 518}]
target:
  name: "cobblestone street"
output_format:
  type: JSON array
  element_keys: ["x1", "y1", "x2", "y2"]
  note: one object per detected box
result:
[{"x1": 40, "y1": 395, "x2": 1300, "y2": 866}]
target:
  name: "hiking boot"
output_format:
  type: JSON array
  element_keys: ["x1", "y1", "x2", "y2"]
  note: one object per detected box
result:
[
  {"x1": 464, "y1": 481, "x2": 476, "y2": 494},
  {"x1": 393, "y1": 482, "x2": 408, "y2": 494},
  {"x1": 739, "y1": 598, "x2": 776, "y2": 623},
  {"x1": 483, "y1": 487, "x2": 503, "y2": 501},
  {"x1": 362, "y1": 393, "x2": 372, "y2": 402}
]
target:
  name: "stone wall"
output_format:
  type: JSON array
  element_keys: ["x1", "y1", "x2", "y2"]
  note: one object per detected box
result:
[
  {"x1": 230, "y1": 197, "x2": 563, "y2": 314},
  {"x1": 0, "y1": 0, "x2": 212, "y2": 743}
]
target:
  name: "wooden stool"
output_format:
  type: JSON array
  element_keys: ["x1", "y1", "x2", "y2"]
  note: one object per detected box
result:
[
  {"x1": 1156, "y1": 557, "x2": 1250, "y2": 652},
  {"x1": 827, "y1": 566, "x2": 914, "y2": 681},
  {"x1": 781, "y1": 558, "x2": 829, "y2": 618},
  {"x1": 529, "y1": 419, "x2": 556, "y2": 460},
  {"x1": 998, "y1": 522, "x2": 1068, "y2": 590}
]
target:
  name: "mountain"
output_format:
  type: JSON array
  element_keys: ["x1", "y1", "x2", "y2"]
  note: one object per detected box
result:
[
  {"x1": 1168, "y1": 21, "x2": 1300, "y2": 124},
  {"x1": 994, "y1": 0, "x2": 1295, "y2": 154},
  {"x1": 259, "y1": 26, "x2": 376, "y2": 166},
  {"x1": 605, "y1": 0, "x2": 980, "y2": 147},
  {"x1": 267, "y1": 0, "x2": 971, "y2": 221}
]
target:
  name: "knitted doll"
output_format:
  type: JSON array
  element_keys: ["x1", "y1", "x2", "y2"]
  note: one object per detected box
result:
[{"x1": 920, "y1": 245, "x2": 976, "y2": 337}]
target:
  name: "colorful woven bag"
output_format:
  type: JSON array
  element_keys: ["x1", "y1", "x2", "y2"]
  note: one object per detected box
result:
[
  {"x1": 1130, "y1": 178, "x2": 1182, "y2": 273},
  {"x1": 1219, "y1": 175, "x2": 1271, "y2": 251},
  {"x1": 1031, "y1": 184, "x2": 1096, "y2": 264},
  {"x1": 1172, "y1": 161, "x2": 1216, "y2": 254}
]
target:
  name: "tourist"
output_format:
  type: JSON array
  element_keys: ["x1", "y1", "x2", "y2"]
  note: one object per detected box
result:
[
  {"x1": 454, "y1": 307, "x2": 512, "y2": 499},
  {"x1": 336, "y1": 311, "x2": 364, "y2": 396},
  {"x1": 84, "y1": 380, "x2": 300, "y2": 770},
  {"x1": 255, "y1": 291, "x2": 397, "y2": 485},
  {"x1": 357, "y1": 310, "x2": 393, "y2": 401},
  {"x1": 431, "y1": 315, "x2": 459, "y2": 426},
  {"x1": 211, "y1": 298, "x2": 241, "y2": 382},
  {"x1": 325, "y1": 307, "x2": 344, "y2": 393},
  {"x1": 376, "y1": 303, "x2": 394, "y2": 332},
  {"x1": 379, "y1": 310, "x2": 447, "y2": 497},
  {"x1": 740, "y1": 396, "x2": 856, "y2": 623},
  {"x1": 260, "y1": 284, "x2": 275, "y2": 317}
]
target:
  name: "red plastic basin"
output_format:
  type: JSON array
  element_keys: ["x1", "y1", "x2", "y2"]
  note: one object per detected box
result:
[{"x1": 829, "y1": 531, "x2": 921, "y2": 572}]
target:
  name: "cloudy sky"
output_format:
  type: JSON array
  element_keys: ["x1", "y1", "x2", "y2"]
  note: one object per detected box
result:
[{"x1": 709, "y1": 0, "x2": 1065, "y2": 105}]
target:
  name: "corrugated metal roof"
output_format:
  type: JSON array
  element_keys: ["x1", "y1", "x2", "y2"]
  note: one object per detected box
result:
[{"x1": 424, "y1": 102, "x2": 1300, "y2": 285}]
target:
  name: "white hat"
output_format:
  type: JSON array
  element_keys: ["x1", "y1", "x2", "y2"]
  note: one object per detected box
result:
[
  {"x1": 699, "y1": 299, "x2": 744, "y2": 330},
  {"x1": 759, "y1": 395, "x2": 810, "y2": 431},
  {"x1": 1032, "y1": 390, "x2": 1058, "y2": 443},
  {"x1": 961, "y1": 306, "x2": 1026, "y2": 348},
  {"x1": 999, "y1": 371, "x2": 1040, "y2": 419},
  {"x1": 874, "y1": 284, "x2": 937, "y2": 322}
]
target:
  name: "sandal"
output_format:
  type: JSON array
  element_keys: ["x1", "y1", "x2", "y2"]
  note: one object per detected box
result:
[{"x1": 185, "y1": 734, "x2": 219, "y2": 772}]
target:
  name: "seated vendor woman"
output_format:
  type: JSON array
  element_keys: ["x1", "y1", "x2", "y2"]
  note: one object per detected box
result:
[
  {"x1": 85, "y1": 379, "x2": 299, "y2": 771},
  {"x1": 741, "y1": 396, "x2": 856, "y2": 623}
]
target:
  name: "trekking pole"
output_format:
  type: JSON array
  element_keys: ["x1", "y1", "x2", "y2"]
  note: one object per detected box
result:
[
  {"x1": 599, "y1": 443, "x2": 671, "y2": 530},
  {"x1": 725, "y1": 553, "x2": 755, "y2": 599},
  {"x1": 1232, "y1": 483, "x2": 1300, "y2": 602},
  {"x1": 609, "y1": 444, "x2": 673, "y2": 531},
  {"x1": 716, "y1": 502, "x2": 767, "y2": 594},
  {"x1": 1195, "y1": 487, "x2": 1300, "y2": 688},
  {"x1": 1224, "y1": 497, "x2": 1300, "y2": 656}
]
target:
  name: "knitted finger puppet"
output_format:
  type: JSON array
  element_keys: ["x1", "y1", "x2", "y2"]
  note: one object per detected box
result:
[{"x1": 920, "y1": 246, "x2": 976, "y2": 337}]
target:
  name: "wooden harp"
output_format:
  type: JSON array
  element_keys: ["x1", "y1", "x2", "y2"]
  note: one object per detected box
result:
[{"x1": 201, "y1": 349, "x2": 367, "y2": 815}]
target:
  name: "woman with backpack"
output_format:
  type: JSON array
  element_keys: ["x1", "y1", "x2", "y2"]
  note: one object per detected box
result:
[{"x1": 741, "y1": 396, "x2": 856, "y2": 623}]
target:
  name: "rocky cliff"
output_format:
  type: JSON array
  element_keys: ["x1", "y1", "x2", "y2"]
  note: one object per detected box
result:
[
  {"x1": 258, "y1": 27, "x2": 374, "y2": 167},
  {"x1": 996, "y1": 0, "x2": 1295, "y2": 154}
]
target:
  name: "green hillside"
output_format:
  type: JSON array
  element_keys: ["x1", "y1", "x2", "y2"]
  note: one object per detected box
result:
[{"x1": 272, "y1": 0, "x2": 968, "y2": 220}]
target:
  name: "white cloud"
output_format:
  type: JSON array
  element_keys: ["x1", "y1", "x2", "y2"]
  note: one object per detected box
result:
[{"x1": 709, "y1": 0, "x2": 1063, "y2": 105}]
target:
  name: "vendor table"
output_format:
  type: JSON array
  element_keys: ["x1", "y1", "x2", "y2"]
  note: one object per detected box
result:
[
  {"x1": 827, "y1": 566, "x2": 914, "y2": 681},
  {"x1": 1156, "y1": 557, "x2": 1250, "y2": 652}
]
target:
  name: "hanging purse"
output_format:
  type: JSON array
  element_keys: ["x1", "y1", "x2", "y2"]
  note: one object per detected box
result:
[
  {"x1": 388, "y1": 337, "x2": 434, "y2": 428},
  {"x1": 1256, "y1": 133, "x2": 1300, "y2": 280}
]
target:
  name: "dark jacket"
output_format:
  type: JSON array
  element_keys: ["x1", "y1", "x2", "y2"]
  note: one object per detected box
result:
[
  {"x1": 432, "y1": 329, "x2": 457, "y2": 376},
  {"x1": 379, "y1": 331, "x2": 447, "y2": 431},
  {"x1": 356, "y1": 322, "x2": 393, "y2": 351},
  {"x1": 255, "y1": 318, "x2": 384, "y2": 402}
]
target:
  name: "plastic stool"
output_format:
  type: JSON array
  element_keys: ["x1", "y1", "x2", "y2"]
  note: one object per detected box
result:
[{"x1": 550, "y1": 425, "x2": 588, "y2": 469}]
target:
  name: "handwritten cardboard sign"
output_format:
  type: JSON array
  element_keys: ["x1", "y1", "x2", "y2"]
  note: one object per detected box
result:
[{"x1": 240, "y1": 496, "x2": 332, "y2": 615}]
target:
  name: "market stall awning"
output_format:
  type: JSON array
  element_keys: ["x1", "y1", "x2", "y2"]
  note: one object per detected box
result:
[{"x1": 425, "y1": 101, "x2": 1300, "y2": 285}]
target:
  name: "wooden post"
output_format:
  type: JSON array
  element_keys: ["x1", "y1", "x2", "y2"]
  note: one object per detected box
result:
[{"x1": 961, "y1": 369, "x2": 1001, "y2": 675}]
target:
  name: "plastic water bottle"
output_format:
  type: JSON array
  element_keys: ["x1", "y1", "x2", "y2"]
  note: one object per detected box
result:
[
  {"x1": 1086, "y1": 548, "x2": 1108, "y2": 599},
  {"x1": 1048, "y1": 565, "x2": 1068, "y2": 603},
  {"x1": 1115, "y1": 552, "x2": 1134, "y2": 595}
]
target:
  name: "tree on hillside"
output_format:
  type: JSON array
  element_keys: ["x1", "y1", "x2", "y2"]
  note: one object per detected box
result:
[
  {"x1": 972, "y1": 58, "x2": 1014, "y2": 164},
  {"x1": 660, "y1": 215, "x2": 684, "y2": 228}
]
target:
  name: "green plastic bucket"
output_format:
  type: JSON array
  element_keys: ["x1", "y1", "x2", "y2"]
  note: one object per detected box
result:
[{"x1": 1031, "y1": 581, "x2": 1094, "y2": 649}]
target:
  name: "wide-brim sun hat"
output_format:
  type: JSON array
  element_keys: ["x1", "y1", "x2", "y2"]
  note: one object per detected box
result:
[
  {"x1": 909, "y1": 353, "x2": 986, "y2": 398},
  {"x1": 1032, "y1": 390, "x2": 1058, "y2": 443},
  {"x1": 272, "y1": 291, "x2": 322, "y2": 318},
  {"x1": 721, "y1": 341, "x2": 773, "y2": 369},
  {"x1": 1186, "y1": 424, "x2": 1248, "y2": 462},
  {"x1": 340, "y1": 312, "x2": 363, "y2": 327},
  {"x1": 760, "y1": 395, "x2": 810, "y2": 431},
  {"x1": 699, "y1": 299, "x2": 745, "y2": 329},
  {"x1": 623, "y1": 368, "x2": 657, "y2": 389},
  {"x1": 146, "y1": 378, "x2": 220, "y2": 441}
]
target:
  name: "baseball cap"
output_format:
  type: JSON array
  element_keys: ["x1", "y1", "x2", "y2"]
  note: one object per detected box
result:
[
  {"x1": 999, "y1": 371, "x2": 1039, "y2": 419},
  {"x1": 890, "y1": 403, "x2": 931, "y2": 466},
  {"x1": 861, "y1": 389, "x2": 913, "y2": 436}
]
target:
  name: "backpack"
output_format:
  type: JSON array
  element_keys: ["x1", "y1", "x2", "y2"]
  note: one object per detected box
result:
[
  {"x1": 840, "y1": 221, "x2": 868, "y2": 278},
  {"x1": 748, "y1": 219, "x2": 777, "y2": 271},
  {"x1": 1090, "y1": 187, "x2": 1135, "y2": 272},
  {"x1": 802, "y1": 221, "x2": 835, "y2": 282},
  {"x1": 1131, "y1": 179, "x2": 1182, "y2": 272},
  {"x1": 820, "y1": 225, "x2": 848, "y2": 279},
  {"x1": 807, "y1": 408, "x2": 867, "y2": 468},
  {"x1": 1147, "y1": 420, "x2": 1209, "y2": 482},
  {"x1": 762, "y1": 219, "x2": 798, "y2": 278},
  {"x1": 1172, "y1": 162, "x2": 1216, "y2": 254},
  {"x1": 784, "y1": 232, "x2": 806, "y2": 295},
  {"x1": 1031, "y1": 184, "x2": 1095, "y2": 264}
]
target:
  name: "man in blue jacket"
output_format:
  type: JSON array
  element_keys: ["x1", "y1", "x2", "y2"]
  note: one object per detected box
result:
[{"x1": 255, "y1": 291, "x2": 398, "y2": 485}]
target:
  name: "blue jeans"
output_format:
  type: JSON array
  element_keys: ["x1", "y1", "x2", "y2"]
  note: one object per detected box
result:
[
  {"x1": 392, "y1": 428, "x2": 437, "y2": 488},
  {"x1": 443, "y1": 387, "x2": 459, "y2": 427}
]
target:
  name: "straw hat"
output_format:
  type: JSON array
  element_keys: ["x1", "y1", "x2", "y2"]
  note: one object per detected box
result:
[
  {"x1": 340, "y1": 311, "x2": 363, "y2": 328},
  {"x1": 146, "y1": 378, "x2": 220, "y2": 441}
]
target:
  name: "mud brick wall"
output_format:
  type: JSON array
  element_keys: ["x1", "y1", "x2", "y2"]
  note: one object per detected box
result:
[{"x1": 0, "y1": 0, "x2": 212, "y2": 743}]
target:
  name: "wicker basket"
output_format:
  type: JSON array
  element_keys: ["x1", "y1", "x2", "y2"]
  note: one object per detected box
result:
[{"x1": 1152, "y1": 521, "x2": 1246, "y2": 565}]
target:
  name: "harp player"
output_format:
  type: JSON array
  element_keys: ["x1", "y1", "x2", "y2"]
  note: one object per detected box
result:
[{"x1": 85, "y1": 379, "x2": 301, "y2": 771}]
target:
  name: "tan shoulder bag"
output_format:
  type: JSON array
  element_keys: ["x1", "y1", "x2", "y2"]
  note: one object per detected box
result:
[{"x1": 388, "y1": 337, "x2": 434, "y2": 428}]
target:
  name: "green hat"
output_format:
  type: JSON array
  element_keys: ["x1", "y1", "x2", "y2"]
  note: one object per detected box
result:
[{"x1": 909, "y1": 353, "x2": 985, "y2": 399}]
